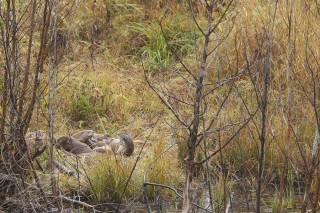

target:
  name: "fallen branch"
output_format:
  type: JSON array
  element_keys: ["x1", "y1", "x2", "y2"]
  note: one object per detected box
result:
[
  {"x1": 0, "y1": 173, "x2": 39, "y2": 190},
  {"x1": 3, "y1": 197, "x2": 45, "y2": 212},
  {"x1": 53, "y1": 159, "x2": 76, "y2": 178},
  {"x1": 143, "y1": 182, "x2": 210, "y2": 213},
  {"x1": 0, "y1": 173, "x2": 98, "y2": 211},
  {"x1": 57, "y1": 196, "x2": 97, "y2": 211}
]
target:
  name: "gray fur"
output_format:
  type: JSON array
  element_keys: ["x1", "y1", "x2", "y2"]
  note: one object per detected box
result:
[
  {"x1": 118, "y1": 133, "x2": 134, "y2": 156},
  {"x1": 72, "y1": 130, "x2": 95, "y2": 147},
  {"x1": 56, "y1": 136, "x2": 93, "y2": 155},
  {"x1": 92, "y1": 133, "x2": 134, "y2": 156}
]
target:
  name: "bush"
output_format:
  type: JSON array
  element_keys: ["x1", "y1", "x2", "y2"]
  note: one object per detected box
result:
[
  {"x1": 86, "y1": 154, "x2": 141, "y2": 202},
  {"x1": 130, "y1": 20, "x2": 200, "y2": 70},
  {"x1": 145, "y1": 140, "x2": 182, "y2": 199},
  {"x1": 70, "y1": 79, "x2": 104, "y2": 123}
]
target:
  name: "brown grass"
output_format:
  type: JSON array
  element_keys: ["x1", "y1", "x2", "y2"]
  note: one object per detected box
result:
[{"x1": 25, "y1": 0, "x2": 320, "y2": 208}]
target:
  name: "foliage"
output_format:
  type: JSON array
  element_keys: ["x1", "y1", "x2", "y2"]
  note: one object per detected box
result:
[
  {"x1": 145, "y1": 140, "x2": 182, "y2": 199},
  {"x1": 130, "y1": 20, "x2": 200, "y2": 70},
  {"x1": 5, "y1": 0, "x2": 320, "y2": 211},
  {"x1": 69, "y1": 79, "x2": 101, "y2": 122},
  {"x1": 86, "y1": 154, "x2": 140, "y2": 202}
]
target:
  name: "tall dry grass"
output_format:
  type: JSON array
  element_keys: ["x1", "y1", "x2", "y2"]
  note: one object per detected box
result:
[{"x1": 23, "y1": 0, "x2": 320, "y2": 209}]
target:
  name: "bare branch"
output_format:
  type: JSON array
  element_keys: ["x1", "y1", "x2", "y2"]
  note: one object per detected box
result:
[
  {"x1": 194, "y1": 112, "x2": 256, "y2": 165},
  {"x1": 144, "y1": 182, "x2": 211, "y2": 213},
  {"x1": 144, "y1": 68, "x2": 189, "y2": 129}
]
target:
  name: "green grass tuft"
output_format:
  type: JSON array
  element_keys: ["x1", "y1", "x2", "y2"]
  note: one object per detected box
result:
[{"x1": 130, "y1": 20, "x2": 200, "y2": 70}]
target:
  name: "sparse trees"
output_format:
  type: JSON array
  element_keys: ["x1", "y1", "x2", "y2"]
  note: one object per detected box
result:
[
  {"x1": 2, "y1": 0, "x2": 320, "y2": 212},
  {"x1": 0, "y1": 0, "x2": 69, "y2": 210},
  {"x1": 299, "y1": 3, "x2": 320, "y2": 211},
  {"x1": 145, "y1": 0, "x2": 256, "y2": 212},
  {"x1": 0, "y1": 0, "x2": 52, "y2": 172}
]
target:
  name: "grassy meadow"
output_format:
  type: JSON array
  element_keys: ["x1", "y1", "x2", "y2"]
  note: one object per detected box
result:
[{"x1": 4, "y1": 0, "x2": 320, "y2": 211}]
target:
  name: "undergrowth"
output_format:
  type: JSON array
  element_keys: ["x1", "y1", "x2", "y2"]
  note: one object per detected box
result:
[
  {"x1": 130, "y1": 19, "x2": 200, "y2": 70},
  {"x1": 86, "y1": 154, "x2": 141, "y2": 202},
  {"x1": 23, "y1": 0, "x2": 320, "y2": 210}
]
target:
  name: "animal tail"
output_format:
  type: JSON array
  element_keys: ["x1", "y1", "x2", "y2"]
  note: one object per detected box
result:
[{"x1": 118, "y1": 133, "x2": 134, "y2": 156}]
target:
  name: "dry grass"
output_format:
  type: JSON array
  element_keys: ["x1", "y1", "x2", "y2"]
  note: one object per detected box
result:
[
  {"x1": 24, "y1": 0, "x2": 320, "y2": 208},
  {"x1": 85, "y1": 154, "x2": 142, "y2": 202}
]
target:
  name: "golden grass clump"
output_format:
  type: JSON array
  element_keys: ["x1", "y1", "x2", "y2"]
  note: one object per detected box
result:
[
  {"x1": 144, "y1": 140, "x2": 183, "y2": 200},
  {"x1": 85, "y1": 154, "x2": 142, "y2": 203},
  {"x1": 19, "y1": 0, "x2": 320, "y2": 210},
  {"x1": 52, "y1": 56, "x2": 164, "y2": 133}
]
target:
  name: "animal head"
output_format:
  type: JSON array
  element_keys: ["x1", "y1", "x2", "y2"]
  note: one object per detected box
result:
[
  {"x1": 71, "y1": 130, "x2": 96, "y2": 149},
  {"x1": 72, "y1": 130, "x2": 94, "y2": 142}
]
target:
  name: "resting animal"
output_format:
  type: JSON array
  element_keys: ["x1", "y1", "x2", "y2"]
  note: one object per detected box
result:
[
  {"x1": 56, "y1": 136, "x2": 93, "y2": 155},
  {"x1": 118, "y1": 133, "x2": 134, "y2": 156},
  {"x1": 71, "y1": 130, "x2": 95, "y2": 147},
  {"x1": 89, "y1": 133, "x2": 112, "y2": 148},
  {"x1": 93, "y1": 133, "x2": 134, "y2": 156}
]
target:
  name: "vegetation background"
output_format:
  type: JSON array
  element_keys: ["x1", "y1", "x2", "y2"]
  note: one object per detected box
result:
[{"x1": 1, "y1": 0, "x2": 320, "y2": 212}]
